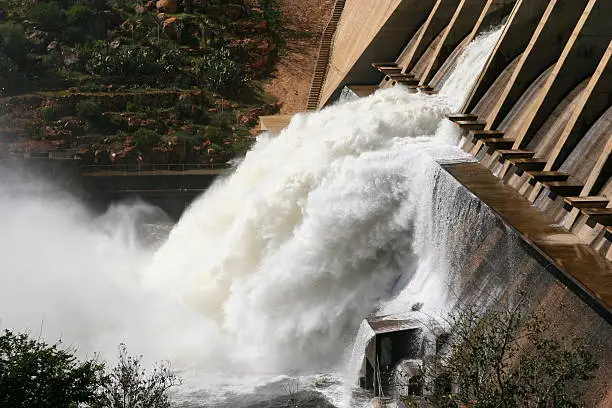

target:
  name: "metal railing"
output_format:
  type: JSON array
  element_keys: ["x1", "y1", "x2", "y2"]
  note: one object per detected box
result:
[{"x1": 81, "y1": 162, "x2": 232, "y2": 174}]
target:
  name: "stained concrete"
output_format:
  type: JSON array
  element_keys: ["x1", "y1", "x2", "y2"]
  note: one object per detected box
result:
[
  {"x1": 319, "y1": 0, "x2": 437, "y2": 107},
  {"x1": 486, "y1": 0, "x2": 590, "y2": 130},
  {"x1": 419, "y1": 0, "x2": 490, "y2": 86},
  {"x1": 444, "y1": 162, "x2": 612, "y2": 320},
  {"x1": 516, "y1": 0, "x2": 612, "y2": 149},
  {"x1": 463, "y1": 0, "x2": 551, "y2": 113}
]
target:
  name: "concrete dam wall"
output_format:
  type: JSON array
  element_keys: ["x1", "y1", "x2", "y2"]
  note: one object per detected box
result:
[{"x1": 272, "y1": 0, "x2": 611, "y2": 404}]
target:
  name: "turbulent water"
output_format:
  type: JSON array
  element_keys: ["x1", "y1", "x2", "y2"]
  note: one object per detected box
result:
[{"x1": 0, "y1": 27, "x2": 502, "y2": 407}]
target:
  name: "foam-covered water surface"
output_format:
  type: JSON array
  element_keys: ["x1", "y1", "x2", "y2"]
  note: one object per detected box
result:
[{"x1": 0, "y1": 26, "x2": 503, "y2": 407}]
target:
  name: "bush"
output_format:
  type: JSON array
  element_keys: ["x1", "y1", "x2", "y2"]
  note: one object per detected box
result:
[
  {"x1": 0, "y1": 22, "x2": 28, "y2": 66},
  {"x1": 134, "y1": 128, "x2": 161, "y2": 149},
  {"x1": 0, "y1": 329, "x2": 105, "y2": 408},
  {"x1": 419, "y1": 305, "x2": 597, "y2": 407},
  {"x1": 91, "y1": 344, "x2": 181, "y2": 408},
  {"x1": 76, "y1": 98, "x2": 101, "y2": 121},
  {"x1": 0, "y1": 331, "x2": 181, "y2": 408},
  {"x1": 66, "y1": 4, "x2": 93, "y2": 30},
  {"x1": 194, "y1": 48, "x2": 248, "y2": 96},
  {"x1": 86, "y1": 43, "x2": 162, "y2": 78},
  {"x1": 28, "y1": 2, "x2": 64, "y2": 30},
  {"x1": 41, "y1": 106, "x2": 56, "y2": 122}
]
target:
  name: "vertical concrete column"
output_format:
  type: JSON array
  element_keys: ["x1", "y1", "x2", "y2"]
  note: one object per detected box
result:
[
  {"x1": 398, "y1": 0, "x2": 461, "y2": 74},
  {"x1": 419, "y1": 0, "x2": 490, "y2": 86},
  {"x1": 486, "y1": 0, "x2": 590, "y2": 131},
  {"x1": 319, "y1": 0, "x2": 437, "y2": 107},
  {"x1": 546, "y1": 41, "x2": 612, "y2": 171},
  {"x1": 514, "y1": 0, "x2": 612, "y2": 149},
  {"x1": 462, "y1": 0, "x2": 551, "y2": 114}
]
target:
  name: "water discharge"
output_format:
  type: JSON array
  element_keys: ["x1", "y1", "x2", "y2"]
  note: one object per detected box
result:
[{"x1": 0, "y1": 26, "x2": 502, "y2": 406}]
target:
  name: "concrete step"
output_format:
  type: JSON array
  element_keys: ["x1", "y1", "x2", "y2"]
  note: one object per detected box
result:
[
  {"x1": 449, "y1": 113, "x2": 478, "y2": 122},
  {"x1": 470, "y1": 130, "x2": 505, "y2": 140},
  {"x1": 456, "y1": 120, "x2": 487, "y2": 131},
  {"x1": 563, "y1": 196, "x2": 609, "y2": 211},
  {"x1": 509, "y1": 158, "x2": 547, "y2": 173},
  {"x1": 582, "y1": 208, "x2": 612, "y2": 228},
  {"x1": 527, "y1": 171, "x2": 570, "y2": 185},
  {"x1": 543, "y1": 180, "x2": 583, "y2": 198},
  {"x1": 481, "y1": 138, "x2": 515, "y2": 150}
]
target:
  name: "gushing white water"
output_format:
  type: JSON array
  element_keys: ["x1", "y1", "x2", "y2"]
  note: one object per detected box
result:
[
  {"x1": 440, "y1": 26, "x2": 503, "y2": 111},
  {"x1": 0, "y1": 25, "x2": 502, "y2": 407}
]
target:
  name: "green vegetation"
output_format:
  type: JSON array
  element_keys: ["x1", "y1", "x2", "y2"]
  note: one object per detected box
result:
[
  {"x1": 0, "y1": 0, "x2": 282, "y2": 165},
  {"x1": 0, "y1": 329, "x2": 180, "y2": 408},
  {"x1": 398, "y1": 304, "x2": 597, "y2": 407},
  {"x1": 0, "y1": 329, "x2": 103, "y2": 407}
]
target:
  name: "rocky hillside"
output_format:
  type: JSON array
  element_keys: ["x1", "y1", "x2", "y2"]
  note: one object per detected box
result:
[{"x1": 0, "y1": 0, "x2": 284, "y2": 166}]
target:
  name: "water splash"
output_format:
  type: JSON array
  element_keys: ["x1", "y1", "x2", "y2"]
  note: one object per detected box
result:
[{"x1": 0, "y1": 25, "x2": 503, "y2": 407}]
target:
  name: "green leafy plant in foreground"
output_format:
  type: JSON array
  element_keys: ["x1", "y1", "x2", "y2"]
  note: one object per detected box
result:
[
  {"x1": 0, "y1": 329, "x2": 104, "y2": 408},
  {"x1": 0, "y1": 330, "x2": 181, "y2": 408},
  {"x1": 91, "y1": 344, "x2": 181, "y2": 408},
  {"x1": 412, "y1": 305, "x2": 597, "y2": 408}
]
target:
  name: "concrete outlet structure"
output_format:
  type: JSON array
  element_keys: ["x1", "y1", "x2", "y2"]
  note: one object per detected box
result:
[{"x1": 261, "y1": 0, "x2": 612, "y2": 404}]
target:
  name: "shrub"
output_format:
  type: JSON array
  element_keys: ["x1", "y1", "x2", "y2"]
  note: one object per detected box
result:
[
  {"x1": 76, "y1": 98, "x2": 101, "y2": 121},
  {"x1": 418, "y1": 305, "x2": 597, "y2": 408},
  {"x1": 86, "y1": 43, "x2": 161, "y2": 78},
  {"x1": 28, "y1": 2, "x2": 64, "y2": 30},
  {"x1": 0, "y1": 329, "x2": 105, "y2": 408},
  {"x1": 66, "y1": 4, "x2": 93, "y2": 27},
  {"x1": 194, "y1": 48, "x2": 248, "y2": 96},
  {"x1": 41, "y1": 106, "x2": 56, "y2": 122},
  {"x1": 0, "y1": 22, "x2": 28, "y2": 66},
  {"x1": 134, "y1": 128, "x2": 161, "y2": 149},
  {"x1": 92, "y1": 344, "x2": 181, "y2": 408}
]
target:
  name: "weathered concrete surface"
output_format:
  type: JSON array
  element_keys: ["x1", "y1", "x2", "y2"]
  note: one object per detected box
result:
[
  {"x1": 463, "y1": 0, "x2": 550, "y2": 113},
  {"x1": 547, "y1": 41, "x2": 612, "y2": 170},
  {"x1": 444, "y1": 162, "x2": 612, "y2": 320},
  {"x1": 259, "y1": 115, "x2": 293, "y2": 134},
  {"x1": 419, "y1": 0, "x2": 490, "y2": 86},
  {"x1": 396, "y1": 0, "x2": 461, "y2": 74},
  {"x1": 486, "y1": 0, "x2": 590, "y2": 129},
  {"x1": 319, "y1": 0, "x2": 436, "y2": 107},
  {"x1": 514, "y1": 0, "x2": 612, "y2": 149}
]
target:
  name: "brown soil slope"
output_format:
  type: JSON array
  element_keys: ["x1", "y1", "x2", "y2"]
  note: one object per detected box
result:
[{"x1": 264, "y1": 0, "x2": 335, "y2": 114}]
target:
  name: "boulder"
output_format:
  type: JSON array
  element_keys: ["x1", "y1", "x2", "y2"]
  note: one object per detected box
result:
[
  {"x1": 162, "y1": 16, "x2": 181, "y2": 40},
  {"x1": 253, "y1": 20, "x2": 268, "y2": 33},
  {"x1": 156, "y1": 0, "x2": 177, "y2": 13},
  {"x1": 226, "y1": 4, "x2": 243, "y2": 21}
]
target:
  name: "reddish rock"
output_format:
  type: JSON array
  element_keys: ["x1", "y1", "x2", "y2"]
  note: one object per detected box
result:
[
  {"x1": 145, "y1": 1, "x2": 155, "y2": 10},
  {"x1": 226, "y1": 4, "x2": 243, "y2": 21},
  {"x1": 156, "y1": 0, "x2": 177, "y2": 13},
  {"x1": 250, "y1": 54, "x2": 269, "y2": 70},
  {"x1": 253, "y1": 20, "x2": 268, "y2": 33},
  {"x1": 162, "y1": 16, "x2": 182, "y2": 40}
]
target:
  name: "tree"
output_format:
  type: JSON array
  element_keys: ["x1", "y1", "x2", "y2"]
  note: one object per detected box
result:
[
  {"x1": 134, "y1": 128, "x2": 162, "y2": 149},
  {"x1": 92, "y1": 344, "x2": 181, "y2": 408},
  {"x1": 28, "y1": 2, "x2": 65, "y2": 30},
  {"x1": 0, "y1": 329, "x2": 105, "y2": 408},
  {"x1": 416, "y1": 305, "x2": 597, "y2": 408},
  {"x1": 0, "y1": 22, "x2": 28, "y2": 66}
]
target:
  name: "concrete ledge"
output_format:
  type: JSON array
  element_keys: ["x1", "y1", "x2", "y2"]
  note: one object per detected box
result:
[
  {"x1": 444, "y1": 162, "x2": 612, "y2": 323},
  {"x1": 259, "y1": 115, "x2": 293, "y2": 135}
]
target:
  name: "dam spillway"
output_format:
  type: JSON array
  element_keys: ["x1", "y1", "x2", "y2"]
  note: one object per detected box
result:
[
  {"x1": 259, "y1": 0, "x2": 612, "y2": 405},
  {"x1": 0, "y1": 1, "x2": 610, "y2": 407},
  {"x1": 292, "y1": 0, "x2": 612, "y2": 318}
]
